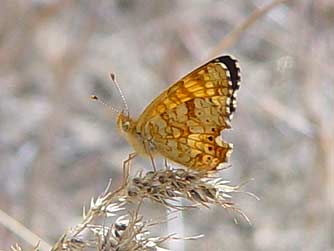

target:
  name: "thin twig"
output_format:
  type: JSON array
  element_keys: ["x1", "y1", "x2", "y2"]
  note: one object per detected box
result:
[
  {"x1": 0, "y1": 208, "x2": 51, "y2": 251},
  {"x1": 209, "y1": 0, "x2": 291, "y2": 58}
]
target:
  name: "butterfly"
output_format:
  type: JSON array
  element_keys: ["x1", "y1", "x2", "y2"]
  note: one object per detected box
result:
[{"x1": 93, "y1": 55, "x2": 240, "y2": 171}]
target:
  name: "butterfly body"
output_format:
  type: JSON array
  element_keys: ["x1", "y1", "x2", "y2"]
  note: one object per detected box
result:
[{"x1": 117, "y1": 55, "x2": 240, "y2": 171}]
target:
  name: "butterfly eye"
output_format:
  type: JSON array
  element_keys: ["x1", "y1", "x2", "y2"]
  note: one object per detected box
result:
[{"x1": 122, "y1": 121, "x2": 131, "y2": 131}]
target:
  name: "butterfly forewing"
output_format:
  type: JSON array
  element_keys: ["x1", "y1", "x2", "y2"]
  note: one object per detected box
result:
[{"x1": 135, "y1": 55, "x2": 240, "y2": 171}]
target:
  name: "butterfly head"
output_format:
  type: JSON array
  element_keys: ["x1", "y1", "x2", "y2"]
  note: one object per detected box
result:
[
  {"x1": 116, "y1": 111, "x2": 149, "y2": 156},
  {"x1": 117, "y1": 112, "x2": 135, "y2": 133}
]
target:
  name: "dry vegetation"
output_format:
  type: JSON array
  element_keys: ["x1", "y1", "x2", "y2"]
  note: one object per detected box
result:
[{"x1": 0, "y1": 0, "x2": 333, "y2": 251}]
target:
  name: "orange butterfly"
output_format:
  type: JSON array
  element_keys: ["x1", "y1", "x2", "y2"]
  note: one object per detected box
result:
[{"x1": 93, "y1": 55, "x2": 240, "y2": 171}]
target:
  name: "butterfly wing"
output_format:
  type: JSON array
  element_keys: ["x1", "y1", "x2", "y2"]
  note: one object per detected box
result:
[{"x1": 136, "y1": 55, "x2": 241, "y2": 171}]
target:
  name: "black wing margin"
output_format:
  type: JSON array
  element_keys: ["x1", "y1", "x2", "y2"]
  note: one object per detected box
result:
[{"x1": 213, "y1": 55, "x2": 241, "y2": 117}]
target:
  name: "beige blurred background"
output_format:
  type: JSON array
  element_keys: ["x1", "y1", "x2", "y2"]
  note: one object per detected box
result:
[{"x1": 0, "y1": 0, "x2": 333, "y2": 250}]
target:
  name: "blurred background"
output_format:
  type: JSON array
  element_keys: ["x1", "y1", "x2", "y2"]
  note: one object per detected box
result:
[{"x1": 0, "y1": 0, "x2": 333, "y2": 250}]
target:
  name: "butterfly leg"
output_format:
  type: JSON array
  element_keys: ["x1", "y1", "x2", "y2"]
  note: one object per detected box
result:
[
  {"x1": 143, "y1": 140, "x2": 157, "y2": 171},
  {"x1": 164, "y1": 158, "x2": 171, "y2": 170},
  {"x1": 146, "y1": 149, "x2": 157, "y2": 172},
  {"x1": 122, "y1": 152, "x2": 137, "y2": 186}
]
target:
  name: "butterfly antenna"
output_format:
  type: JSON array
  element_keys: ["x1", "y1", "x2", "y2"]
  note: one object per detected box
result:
[
  {"x1": 109, "y1": 73, "x2": 129, "y2": 116},
  {"x1": 90, "y1": 95, "x2": 121, "y2": 115}
]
